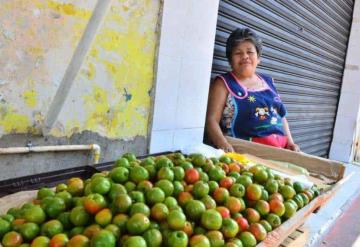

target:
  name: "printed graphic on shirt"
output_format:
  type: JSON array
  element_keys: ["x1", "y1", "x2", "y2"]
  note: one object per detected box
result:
[
  {"x1": 248, "y1": 95, "x2": 256, "y2": 103},
  {"x1": 270, "y1": 107, "x2": 278, "y2": 115},
  {"x1": 270, "y1": 107, "x2": 279, "y2": 125},
  {"x1": 255, "y1": 107, "x2": 269, "y2": 120},
  {"x1": 270, "y1": 117, "x2": 278, "y2": 125}
]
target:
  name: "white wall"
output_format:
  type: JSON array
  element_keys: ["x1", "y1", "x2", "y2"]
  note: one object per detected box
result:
[
  {"x1": 330, "y1": 0, "x2": 360, "y2": 162},
  {"x1": 149, "y1": 0, "x2": 220, "y2": 153}
]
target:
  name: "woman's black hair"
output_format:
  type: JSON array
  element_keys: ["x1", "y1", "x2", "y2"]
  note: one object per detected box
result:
[{"x1": 226, "y1": 28, "x2": 263, "y2": 62}]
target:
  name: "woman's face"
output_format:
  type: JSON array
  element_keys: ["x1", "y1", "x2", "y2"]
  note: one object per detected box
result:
[{"x1": 230, "y1": 40, "x2": 260, "y2": 78}]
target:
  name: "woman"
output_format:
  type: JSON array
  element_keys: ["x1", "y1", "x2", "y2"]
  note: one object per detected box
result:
[{"x1": 206, "y1": 28, "x2": 299, "y2": 153}]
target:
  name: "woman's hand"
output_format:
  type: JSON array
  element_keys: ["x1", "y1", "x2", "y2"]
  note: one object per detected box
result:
[
  {"x1": 282, "y1": 118, "x2": 300, "y2": 152},
  {"x1": 286, "y1": 141, "x2": 300, "y2": 152},
  {"x1": 220, "y1": 142, "x2": 234, "y2": 153}
]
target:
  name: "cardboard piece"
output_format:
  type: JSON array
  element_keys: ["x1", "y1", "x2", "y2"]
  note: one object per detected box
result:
[{"x1": 0, "y1": 190, "x2": 37, "y2": 215}]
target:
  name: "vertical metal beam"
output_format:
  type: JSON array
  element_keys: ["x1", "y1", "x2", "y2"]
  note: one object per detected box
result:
[{"x1": 42, "y1": 0, "x2": 113, "y2": 135}]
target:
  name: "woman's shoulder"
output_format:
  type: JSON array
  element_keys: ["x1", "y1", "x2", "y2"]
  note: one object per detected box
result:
[
  {"x1": 212, "y1": 72, "x2": 233, "y2": 88},
  {"x1": 258, "y1": 73, "x2": 278, "y2": 90},
  {"x1": 210, "y1": 75, "x2": 228, "y2": 94},
  {"x1": 257, "y1": 73, "x2": 274, "y2": 83},
  {"x1": 215, "y1": 72, "x2": 233, "y2": 81}
]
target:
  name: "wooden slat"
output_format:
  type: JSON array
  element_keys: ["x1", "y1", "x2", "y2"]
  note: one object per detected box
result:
[
  {"x1": 257, "y1": 173, "x2": 352, "y2": 247},
  {"x1": 243, "y1": 153, "x2": 326, "y2": 186},
  {"x1": 281, "y1": 228, "x2": 310, "y2": 247},
  {"x1": 226, "y1": 136, "x2": 347, "y2": 246},
  {"x1": 288, "y1": 230, "x2": 302, "y2": 240},
  {"x1": 296, "y1": 225, "x2": 306, "y2": 233},
  {"x1": 280, "y1": 237, "x2": 294, "y2": 246},
  {"x1": 226, "y1": 136, "x2": 345, "y2": 181}
]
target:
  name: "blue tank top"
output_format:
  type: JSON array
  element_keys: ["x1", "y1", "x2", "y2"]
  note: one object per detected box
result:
[{"x1": 219, "y1": 72, "x2": 287, "y2": 140}]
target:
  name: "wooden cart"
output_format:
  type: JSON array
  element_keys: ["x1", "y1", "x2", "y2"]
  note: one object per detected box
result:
[
  {"x1": 226, "y1": 136, "x2": 347, "y2": 247},
  {"x1": 0, "y1": 140, "x2": 347, "y2": 247}
]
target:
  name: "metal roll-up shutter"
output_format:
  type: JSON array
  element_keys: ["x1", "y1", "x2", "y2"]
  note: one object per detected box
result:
[{"x1": 211, "y1": 0, "x2": 353, "y2": 157}]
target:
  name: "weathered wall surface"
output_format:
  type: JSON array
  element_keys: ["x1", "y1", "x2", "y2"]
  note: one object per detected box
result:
[
  {"x1": 0, "y1": 0, "x2": 96, "y2": 135},
  {"x1": 0, "y1": 0, "x2": 161, "y2": 179}
]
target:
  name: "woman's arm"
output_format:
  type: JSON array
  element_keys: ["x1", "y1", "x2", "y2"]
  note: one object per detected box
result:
[
  {"x1": 282, "y1": 117, "x2": 300, "y2": 152},
  {"x1": 205, "y1": 78, "x2": 234, "y2": 152}
]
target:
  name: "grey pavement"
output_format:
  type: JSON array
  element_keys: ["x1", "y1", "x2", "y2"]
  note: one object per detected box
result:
[{"x1": 303, "y1": 163, "x2": 360, "y2": 246}]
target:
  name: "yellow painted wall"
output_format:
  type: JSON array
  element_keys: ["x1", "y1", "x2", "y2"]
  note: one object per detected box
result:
[{"x1": 0, "y1": 0, "x2": 160, "y2": 140}]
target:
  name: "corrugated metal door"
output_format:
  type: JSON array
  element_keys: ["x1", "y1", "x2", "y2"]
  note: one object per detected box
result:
[{"x1": 212, "y1": 0, "x2": 353, "y2": 157}]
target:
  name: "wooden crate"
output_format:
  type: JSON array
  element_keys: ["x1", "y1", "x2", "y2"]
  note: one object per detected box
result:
[
  {"x1": 0, "y1": 143, "x2": 347, "y2": 247},
  {"x1": 279, "y1": 225, "x2": 309, "y2": 247},
  {"x1": 226, "y1": 136, "x2": 348, "y2": 247}
]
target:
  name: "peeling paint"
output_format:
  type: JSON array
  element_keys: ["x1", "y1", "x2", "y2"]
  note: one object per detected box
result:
[
  {"x1": 0, "y1": 0, "x2": 160, "y2": 141},
  {"x1": 123, "y1": 88, "x2": 132, "y2": 102},
  {"x1": 47, "y1": 1, "x2": 91, "y2": 18},
  {"x1": 23, "y1": 90, "x2": 37, "y2": 108},
  {"x1": 27, "y1": 46, "x2": 45, "y2": 57},
  {"x1": 85, "y1": 1, "x2": 156, "y2": 138},
  {"x1": 0, "y1": 0, "x2": 96, "y2": 137},
  {"x1": 47, "y1": 1, "x2": 93, "y2": 46},
  {"x1": 87, "y1": 63, "x2": 95, "y2": 80},
  {"x1": 0, "y1": 106, "x2": 30, "y2": 133},
  {"x1": 83, "y1": 85, "x2": 112, "y2": 131},
  {"x1": 54, "y1": 0, "x2": 160, "y2": 139},
  {"x1": 65, "y1": 119, "x2": 81, "y2": 137},
  {"x1": 33, "y1": 111, "x2": 44, "y2": 126}
]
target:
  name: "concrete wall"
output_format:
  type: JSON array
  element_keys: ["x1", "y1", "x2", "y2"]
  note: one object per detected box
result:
[
  {"x1": 149, "y1": 0, "x2": 220, "y2": 153},
  {"x1": 0, "y1": 0, "x2": 161, "y2": 179},
  {"x1": 330, "y1": 0, "x2": 360, "y2": 163}
]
